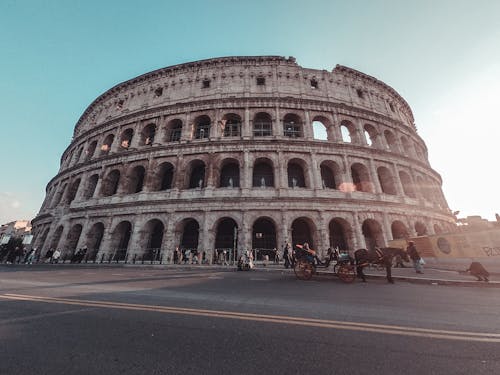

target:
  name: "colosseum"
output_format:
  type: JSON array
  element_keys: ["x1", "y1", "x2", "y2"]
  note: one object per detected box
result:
[{"x1": 31, "y1": 55, "x2": 455, "y2": 263}]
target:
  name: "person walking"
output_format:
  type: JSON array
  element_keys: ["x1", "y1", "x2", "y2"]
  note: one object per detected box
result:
[
  {"x1": 406, "y1": 241, "x2": 423, "y2": 274},
  {"x1": 283, "y1": 243, "x2": 291, "y2": 269},
  {"x1": 52, "y1": 249, "x2": 61, "y2": 264}
]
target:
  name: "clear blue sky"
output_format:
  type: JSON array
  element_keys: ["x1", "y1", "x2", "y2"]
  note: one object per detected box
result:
[{"x1": 1, "y1": 0, "x2": 499, "y2": 223}]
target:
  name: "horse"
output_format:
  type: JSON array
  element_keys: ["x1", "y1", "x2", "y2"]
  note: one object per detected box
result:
[{"x1": 354, "y1": 247, "x2": 409, "y2": 283}]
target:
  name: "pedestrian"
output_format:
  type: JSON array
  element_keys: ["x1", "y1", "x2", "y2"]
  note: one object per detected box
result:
[
  {"x1": 25, "y1": 248, "x2": 36, "y2": 264},
  {"x1": 465, "y1": 262, "x2": 489, "y2": 282},
  {"x1": 283, "y1": 243, "x2": 291, "y2": 269},
  {"x1": 45, "y1": 248, "x2": 54, "y2": 263},
  {"x1": 273, "y1": 248, "x2": 279, "y2": 264},
  {"x1": 15, "y1": 246, "x2": 25, "y2": 264},
  {"x1": 406, "y1": 241, "x2": 423, "y2": 274},
  {"x1": 52, "y1": 249, "x2": 61, "y2": 264},
  {"x1": 173, "y1": 247, "x2": 179, "y2": 264}
]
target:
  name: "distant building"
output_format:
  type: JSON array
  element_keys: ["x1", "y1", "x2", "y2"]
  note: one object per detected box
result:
[{"x1": 0, "y1": 220, "x2": 32, "y2": 245}]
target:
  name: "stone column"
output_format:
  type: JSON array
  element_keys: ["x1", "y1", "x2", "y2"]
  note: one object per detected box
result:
[
  {"x1": 281, "y1": 210, "x2": 290, "y2": 248},
  {"x1": 352, "y1": 212, "x2": 365, "y2": 249},
  {"x1": 330, "y1": 113, "x2": 342, "y2": 142},
  {"x1": 304, "y1": 110, "x2": 312, "y2": 140},
  {"x1": 164, "y1": 215, "x2": 176, "y2": 264},
  {"x1": 242, "y1": 150, "x2": 251, "y2": 189},
  {"x1": 368, "y1": 158, "x2": 382, "y2": 194},
  {"x1": 309, "y1": 152, "x2": 321, "y2": 190},
  {"x1": 243, "y1": 107, "x2": 251, "y2": 139},
  {"x1": 277, "y1": 151, "x2": 287, "y2": 189},
  {"x1": 181, "y1": 112, "x2": 192, "y2": 141},
  {"x1": 392, "y1": 163, "x2": 405, "y2": 197},
  {"x1": 382, "y1": 213, "x2": 392, "y2": 244},
  {"x1": 274, "y1": 106, "x2": 281, "y2": 137}
]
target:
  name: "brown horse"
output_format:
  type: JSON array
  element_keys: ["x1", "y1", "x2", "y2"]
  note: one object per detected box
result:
[{"x1": 354, "y1": 247, "x2": 409, "y2": 283}]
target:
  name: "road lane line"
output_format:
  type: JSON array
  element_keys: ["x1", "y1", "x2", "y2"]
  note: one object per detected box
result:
[{"x1": 1, "y1": 293, "x2": 499, "y2": 342}]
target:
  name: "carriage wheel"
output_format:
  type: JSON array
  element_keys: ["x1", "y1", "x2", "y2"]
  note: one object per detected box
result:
[
  {"x1": 294, "y1": 259, "x2": 314, "y2": 280},
  {"x1": 337, "y1": 264, "x2": 356, "y2": 283}
]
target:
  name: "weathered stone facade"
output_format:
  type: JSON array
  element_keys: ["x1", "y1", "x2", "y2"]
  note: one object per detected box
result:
[{"x1": 31, "y1": 56, "x2": 455, "y2": 261}]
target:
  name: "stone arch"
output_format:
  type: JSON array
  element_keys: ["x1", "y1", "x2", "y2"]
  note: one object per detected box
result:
[
  {"x1": 221, "y1": 113, "x2": 242, "y2": 137},
  {"x1": 49, "y1": 225, "x2": 64, "y2": 250},
  {"x1": 340, "y1": 120, "x2": 355, "y2": 143},
  {"x1": 152, "y1": 162, "x2": 174, "y2": 191},
  {"x1": 391, "y1": 220, "x2": 409, "y2": 240},
  {"x1": 312, "y1": 115, "x2": 330, "y2": 140},
  {"x1": 100, "y1": 134, "x2": 114, "y2": 156},
  {"x1": 66, "y1": 223, "x2": 83, "y2": 254},
  {"x1": 194, "y1": 115, "x2": 211, "y2": 139},
  {"x1": 166, "y1": 118, "x2": 183, "y2": 142},
  {"x1": 320, "y1": 160, "x2": 340, "y2": 189},
  {"x1": 400, "y1": 135, "x2": 413, "y2": 157},
  {"x1": 287, "y1": 158, "x2": 307, "y2": 188},
  {"x1": 52, "y1": 183, "x2": 67, "y2": 207},
  {"x1": 141, "y1": 123, "x2": 156, "y2": 146},
  {"x1": 178, "y1": 218, "x2": 200, "y2": 250},
  {"x1": 253, "y1": 158, "x2": 274, "y2": 187},
  {"x1": 253, "y1": 112, "x2": 272, "y2": 137},
  {"x1": 214, "y1": 217, "x2": 238, "y2": 250},
  {"x1": 283, "y1": 113, "x2": 302, "y2": 138},
  {"x1": 73, "y1": 147, "x2": 84, "y2": 165},
  {"x1": 65, "y1": 178, "x2": 81, "y2": 204},
  {"x1": 377, "y1": 166, "x2": 397, "y2": 195},
  {"x1": 364, "y1": 124, "x2": 378, "y2": 147},
  {"x1": 101, "y1": 169, "x2": 120, "y2": 197},
  {"x1": 86, "y1": 222, "x2": 105, "y2": 257},
  {"x1": 329, "y1": 218, "x2": 352, "y2": 250},
  {"x1": 141, "y1": 219, "x2": 165, "y2": 261},
  {"x1": 351, "y1": 163, "x2": 373, "y2": 193},
  {"x1": 384, "y1": 130, "x2": 398, "y2": 152},
  {"x1": 126, "y1": 165, "x2": 146, "y2": 194},
  {"x1": 219, "y1": 158, "x2": 240, "y2": 188},
  {"x1": 252, "y1": 217, "x2": 277, "y2": 252},
  {"x1": 399, "y1": 171, "x2": 416, "y2": 198},
  {"x1": 415, "y1": 221, "x2": 428, "y2": 236},
  {"x1": 85, "y1": 140, "x2": 97, "y2": 160},
  {"x1": 37, "y1": 227, "x2": 50, "y2": 252},
  {"x1": 83, "y1": 174, "x2": 99, "y2": 199},
  {"x1": 110, "y1": 221, "x2": 133, "y2": 258},
  {"x1": 291, "y1": 217, "x2": 317, "y2": 249},
  {"x1": 187, "y1": 159, "x2": 206, "y2": 189},
  {"x1": 362, "y1": 219, "x2": 384, "y2": 251},
  {"x1": 120, "y1": 128, "x2": 134, "y2": 150}
]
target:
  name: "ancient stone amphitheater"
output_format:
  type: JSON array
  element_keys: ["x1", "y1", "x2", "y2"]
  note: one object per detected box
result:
[{"x1": 31, "y1": 56, "x2": 455, "y2": 263}]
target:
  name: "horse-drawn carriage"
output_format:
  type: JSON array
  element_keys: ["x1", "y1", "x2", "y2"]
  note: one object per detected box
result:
[
  {"x1": 293, "y1": 244, "x2": 409, "y2": 284},
  {"x1": 293, "y1": 244, "x2": 357, "y2": 283}
]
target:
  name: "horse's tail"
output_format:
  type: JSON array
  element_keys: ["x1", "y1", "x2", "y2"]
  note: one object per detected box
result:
[{"x1": 354, "y1": 248, "x2": 369, "y2": 266}]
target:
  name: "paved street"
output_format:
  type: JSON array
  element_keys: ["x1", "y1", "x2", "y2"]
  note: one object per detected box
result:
[{"x1": 1, "y1": 265, "x2": 499, "y2": 375}]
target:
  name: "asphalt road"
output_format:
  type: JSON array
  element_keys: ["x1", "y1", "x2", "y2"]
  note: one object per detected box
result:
[{"x1": 0, "y1": 265, "x2": 499, "y2": 375}]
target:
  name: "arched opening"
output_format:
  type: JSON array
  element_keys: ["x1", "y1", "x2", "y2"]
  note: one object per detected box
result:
[
  {"x1": 86, "y1": 222, "x2": 105, "y2": 260},
  {"x1": 399, "y1": 171, "x2": 416, "y2": 198},
  {"x1": 364, "y1": 124, "x2": 377, "y2": 147},
  {"x1": 166, "y1": 119, "x2": 182, "y2": 142},
  {"x1": 291, "y1": 217, "x2": 315, "y2": 249},
  {"x1": 66, "y1": 224, "x2": 83, "y2": 255},
  {"x1": 65, "y1": 179, "x2": 81, "y2": 204},
  {"x1": 253, "y1": 112, "x2": 272, "y2": 137},
  {"x1": 287, "y1": 160, "x2": 306, "y2": 188},
  {"x1": 83, "y1": 174, "x2": 99, "y2": 199},
  {"x1": 253, "y1": 158, "x2": 274, "y2": 187},
  {"x1": 111, "y1": 221, "x2": 132, "y2": 260},
  {"x1": 188, "y1": 160, "x2": 206, "y2": 189},
  {"x1": 73, "y1": 147, "x2": 84, "y2": 165},
  {"x1": 194, "y1": 115, "x2": 211, "y2": 139},
  {"x1": 401, "y1": 136, "x2": 413, "y2": 156},
  {"x1": 362, "y1": 219, "x2": 384, "y2": 251},
  {"x1": 127, "y1": 165, "x2": 146, "y2": 194},
  {"x1": 391, "y1": 221, "x2": 409, "y2": 240},
  {"x1": 384, "y1": 130, "x2": 398, "y2": 152},
  {"x1": 180, "y1": 219, "x2": 199, "y2": 250},
  {"x1": 50, "y1": 225, "x2": 64, "y2": 250},
  {"x1": 377, "y1": 167, "x2": 397, "y2": 195},
  {"x1": 142, "y1": 219, "x2": 164, "y2": 261},
  {"x1": 329, "y1": 219, "x2": 350, "y2": 250},
  {"x1": 320, "y1": 161, "x2": 340, "y2": 189},
  {"x1": 101, "y1": 170, "x2": 120, "y2": 197},
  {"x1": 85, "y1": 140, "x2": 97, "y2": 160},
  {"x1": 52, "y1": 183, "x2": 67, "y2": 207},
  {"x1": 219, "y1": 160, "x2": 240, "y2": 188},
  {"x1": 351, "y1": 163, "x2": 373, "y2": 193},
  {"x1": 312, "y1": 119, "x2": 328, "y2": 140},
  {"x1": 154, "y1": 162, "x2": 174, "y2": 191},
  {"x1": 100, "y1": 134, "x2": 114, "y2": 155},
  {"x1": 415, "y1": 222, "x2": 427, "y2": 236},
  {"x1": 120, "y1": 128, "x2": 134, "y2": 149},
  {"x1": 340, "y1": 121, "x2": 354, "y2": 143},
  {"x1": 38, "y1": 228, "x2": 50, "y2": 252},
  {"x1": 215, "y1": 217, "x2": 238, "y2": 250},
  {"x1": 252, "y1": 218, "x2": 277, "y2": 259},
  {"x1": 141, "y1": 123, "x2": 156, "y2": 146},
  {"x1": 283, "y1": 113, "x2": 302, "y2": 138},
  {"x1": 221, "y1": 113, "x2": 241, "y2": 137}
]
